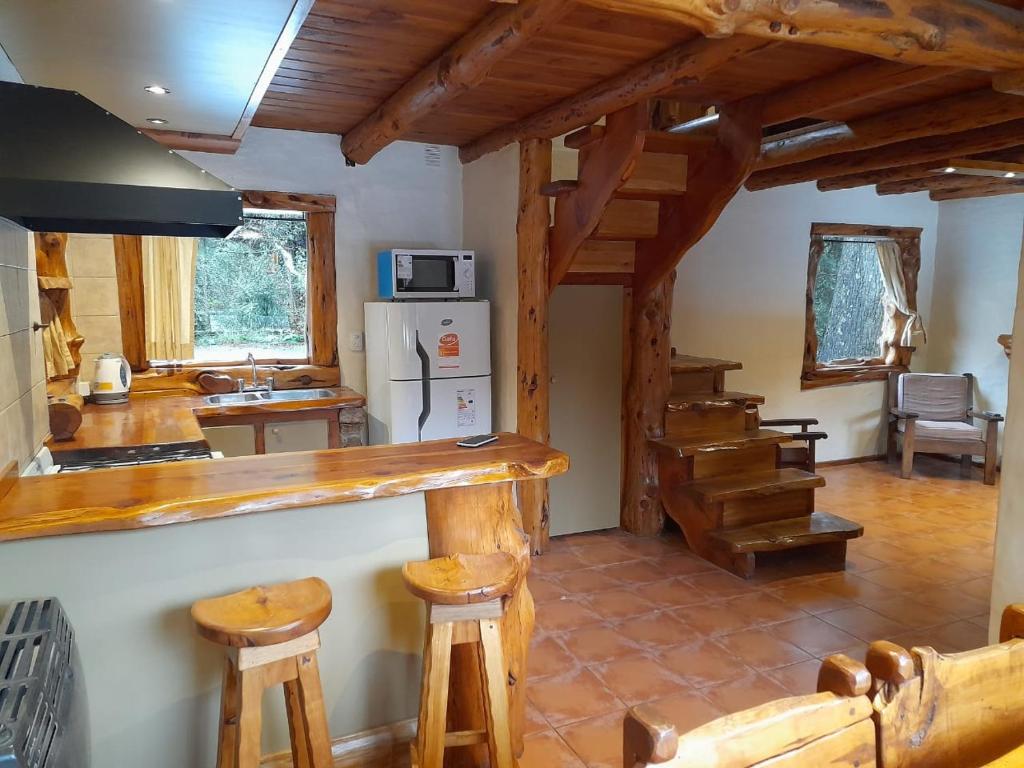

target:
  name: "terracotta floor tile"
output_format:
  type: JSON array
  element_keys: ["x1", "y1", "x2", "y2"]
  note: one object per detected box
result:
[
  {"x1": 844, "y1": 550, "x2": 888, "y2": 574},
  {"x1": 765, "y1": 658, "x2": 823, "y2": 695},
  {"x1": 573, "y1": 542, "x2": 638, "y2": 566},
  {"x1": 525, "y1": 701, "x2": 551, "y2": 735},
  {"x1": 714, "y1": 628, "x2": 814, "y2": 671},
  {"x1": 536, "y1": 598, "x2": 604, "y2": 633},
  {"x1": 814, "y1": 572, "x2": 900, "y2": 603},
  {"x1": 585, "y1": 588, "x2": 659, "y2": 621},
  {"x1": 722, "y1": 592, "x2": 808, "y2": 626},
  {"x1": 531, "y1": 576, "x2": 571, "y2": 604},
  {"x1": 521, "y1": 729, "x2": 587, "y2": 768},
  {"x1": 959, "y1": 576, "x2": 994, "y2": 601},
  {"x1": 768, "y1": 616, "x2": 863, "y2": 657},
  {"x1": 818, "y1": 606, "x2": 908, "y2": 642},
  {"x1": 637, "y1": 689, "x2": 725, "y2": 734},
  {"x1": 649, "y1": 553, "x2": 718, "y2": 577},
  {"x1": 558, "y1": 711, "x2": 629, "y2": 768},
  {"x1": 853, "y1": 593, "x2": 960, "y2": 630},
  {"x1": 560, "y1": 624, "x2": 644, "y2": 665},
  {"x1": 853, "y1": 566, "x2": 938, "y2": 594},
  {"x1": 672, "y1": 601, "x2": 757, "y2": 637},
  {"x1": 639, "y1": 578, "x2": 711, "y2": 609},
  {"x1": 556, "y1": 567, "x2": 624, "y2": 595},
  {"x1": 600, "y1": 559, "x2": 668, "y2": 584},
  {"x1": 614, "y1": 611, "x2": 695, "y2": 649},
  {"x1": 534, "y1": 551, "x2": 591, "y2": 575},
  {"x1": 591, "y1": 652, "x2": 690, "y2": 705},
  {"x1": 530, "y1": 635, "x2": 578, "y2": 679},
  {"x1": 615, "y1": 535, "x2": 689, "y2": 558},
  {"x1": 528, "y1": 667, "x2": 625, "y2": 727},
  {"x1": 928, "y1": 620, "x2": 990, "y2": 652},
  {"x1": 688, "y1": 571, "x2": 755, "y2": 600},
  {"x1": 769, "y1": 583, "x2": 856, "y2": 615},
  {"x1": 967, "y1": 612, "x2": 991, "y2": 630},
  {"x1": 701, "y1": 673, "x2": 792, "y2": 714},
  {"x1": 915, "y1": 588, "x2": 991, "y2": 620},
  {"x1": 658, "y1": 639, "x2": 752, "y2": 689}
]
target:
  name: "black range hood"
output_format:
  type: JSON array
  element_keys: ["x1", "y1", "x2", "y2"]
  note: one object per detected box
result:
[{"x1": 0, "y1": 82, "x2": 242, "y2": 238}]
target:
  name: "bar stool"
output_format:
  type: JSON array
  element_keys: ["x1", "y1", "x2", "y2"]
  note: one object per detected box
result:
[
  {"x1": 403, "y1": 552, "x2": 519, "y2": 768},
  {"x1": 191, "y1": 577, "x2": 334, "y2": 768}
]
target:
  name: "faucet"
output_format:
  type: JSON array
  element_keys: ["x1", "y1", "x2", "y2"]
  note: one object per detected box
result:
[{"x1": 247, "y1": 353, "x2": 258, "y2": 389}]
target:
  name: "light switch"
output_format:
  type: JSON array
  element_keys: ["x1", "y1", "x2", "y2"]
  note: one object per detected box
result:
[{"x1": 349, "y1": 331, "x2": 365, "y2": 352}]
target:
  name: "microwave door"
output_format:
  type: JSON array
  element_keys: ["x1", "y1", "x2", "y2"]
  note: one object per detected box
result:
[{"x1": 399, "y1": 255, "x2": 456, "y2": 293}]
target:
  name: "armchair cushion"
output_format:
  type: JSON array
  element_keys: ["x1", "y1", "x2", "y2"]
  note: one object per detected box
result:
[
  {"x1": 898, "y1": 374, "x2": 969, "y2": 422},
  {"x1": 897, "y1": 419, "x2": 983, "y2": 442}
]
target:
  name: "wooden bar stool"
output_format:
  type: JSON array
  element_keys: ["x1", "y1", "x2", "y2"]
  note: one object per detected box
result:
[
  {"x1": 191, "y1": 577, "x2": 334, "y2": 768},
  {"x1": 403, "y1": 552, "x2": 520, "y2": 768}
]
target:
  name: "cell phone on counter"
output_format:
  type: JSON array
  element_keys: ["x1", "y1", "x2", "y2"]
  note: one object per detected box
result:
[{"x1": 456, "y1": 434, "x2": 499, "y2": 448}]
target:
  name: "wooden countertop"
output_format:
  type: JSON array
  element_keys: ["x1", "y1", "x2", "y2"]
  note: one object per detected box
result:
[
  {"x1": 48, "y1": 387, "x2": 366, "y2": 453},
  {"x1": 0, "y1": 433, "x2": 568, "y2": 542}
]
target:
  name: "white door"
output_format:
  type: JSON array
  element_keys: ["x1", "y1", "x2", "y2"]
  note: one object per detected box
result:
[
  {"x1": 383, "y1": 301, "x2": 491, "y2": 380},
  {"x1": 387, "y1": 376, "x2": 491, "y2": 444}
]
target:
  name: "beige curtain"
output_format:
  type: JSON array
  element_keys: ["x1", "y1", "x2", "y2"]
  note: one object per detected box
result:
[
  {"x1": 876, "y1": 240, "x2": 926, "y2": 349},
  {"x1": 142, "y1": 236, "x2": 197, "y2": 360}
]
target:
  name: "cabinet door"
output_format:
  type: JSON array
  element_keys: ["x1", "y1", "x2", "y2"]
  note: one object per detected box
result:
[
  {"x1": 202, "y1": 426, "x2": 256, "y2": 457},
  {"x1": 265, "y1": 421, "x2": 329, "y2": 453}
]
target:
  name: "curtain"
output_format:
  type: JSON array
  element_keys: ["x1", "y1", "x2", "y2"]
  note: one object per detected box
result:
[
  {"x1": 876, "y1": 240, "x2": 926, "y2": 351},
  {"x1": 142, "y1": 236, "x2": 197, "y2": 361}
]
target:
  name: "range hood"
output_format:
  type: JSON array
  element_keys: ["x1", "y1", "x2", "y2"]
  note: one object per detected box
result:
[{"x1": 0, "y1": 82, "x2": 242, "y2": 237}]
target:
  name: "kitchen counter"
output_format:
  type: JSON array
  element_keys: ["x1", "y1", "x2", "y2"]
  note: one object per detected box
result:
[{"x1": 47, "y1": 386, "x2": 366, "y2": 453}]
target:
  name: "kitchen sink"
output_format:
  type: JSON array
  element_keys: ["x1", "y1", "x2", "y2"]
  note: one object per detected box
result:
[{"x1": 204, "y1": 389, "x2": 335, "y2": 406}]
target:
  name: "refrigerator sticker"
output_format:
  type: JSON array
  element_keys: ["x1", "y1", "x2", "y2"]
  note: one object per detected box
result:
[
  {"x1": 396, "y1": 252, "x2": 413, "y2": 279},
  {"x1": 456, "y1": 388, "x2": 476, "y2": 427},
  {"x1": 438, "y1": 332, "x2": 461, "y2": 369}
]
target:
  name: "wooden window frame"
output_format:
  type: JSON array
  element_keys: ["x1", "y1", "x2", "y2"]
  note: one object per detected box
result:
[
  {"x1": 801, "y1": 222, "x2": 923, "y2": 390},
  {"x1": 114, "y1": 189, "x2": 339, "y2": 391}
]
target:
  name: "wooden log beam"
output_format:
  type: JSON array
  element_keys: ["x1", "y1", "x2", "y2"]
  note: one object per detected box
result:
[
  {"x1": 759, "y1": 89, "x2": 1024, "y2": 170},
  {"x1": 548, "y1": 103, "x2": 648, "y2": 291},
  {"x1": 340, "y1": 0, "x2": 569, "y2": 165},
  {"x1": 112, "y1": 235, "x2": 147, "y2": 372},
  {"x1": 516, "y1": 139, "x2": 552, "y2": 555},
  {"x1": 875, "y1": 173, "x2": 1006, "y2": 194},
  {"x1": 994, "y1": 68, "x2": 1024, "y2": 94},
  {"x1": 930, "y1": 179, "x2": 1024, "y2": 199},
  {"x1": 458, "y1": 36, "x2": 770, "y2": 164},
  {"x1": 746, "y1": 117, "x2": 1024, "y2": 189},
  {"x1": 577, "y1": 0, "x2": 1024, "y2": 70},
  {"x1": 816, "y1": 145, "x2": 1024, "y2": 190}
]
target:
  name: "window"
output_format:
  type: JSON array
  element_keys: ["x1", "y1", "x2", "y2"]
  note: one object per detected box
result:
[
  {"x1": 113, "y1": 190, "x2": 338, "y2": 383},
  {"x1": 802, "y1": 223, "x2": 923, "y2": 389},
  {"x1": 193, "y1": 210, "x2": 309, "y2": 361}
]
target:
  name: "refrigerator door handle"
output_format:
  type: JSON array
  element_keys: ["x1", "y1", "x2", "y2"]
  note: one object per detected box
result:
[{"x1": 415, "y1": 331, "x2": 431, "y2": 440}]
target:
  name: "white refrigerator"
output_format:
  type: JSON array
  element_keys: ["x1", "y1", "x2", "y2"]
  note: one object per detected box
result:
[{"x1": 364, "y1": 300, "x2": 492, "y2": 444}]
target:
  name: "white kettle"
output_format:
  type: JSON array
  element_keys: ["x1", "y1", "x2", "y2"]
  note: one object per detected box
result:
[{"x1": 92, "y1": 353, "x2": 132, "y2": 404}]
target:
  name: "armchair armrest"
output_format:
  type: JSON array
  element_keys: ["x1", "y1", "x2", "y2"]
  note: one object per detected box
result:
[
  {"x1": 969, "y1": 409, "x2": 1004, "y2": 422},
  {"x1": 889, "y1": 408, "x2": 919, "y2": 420},
  {"x1": 788, "y1": 431, "x2": 828, "y2": 441},
  {"x1": 761, "y1": 418, "x2": 819, "y2": 427}
]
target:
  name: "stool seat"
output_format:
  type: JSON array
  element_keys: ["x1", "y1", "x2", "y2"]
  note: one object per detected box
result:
[
  {"x1": 403, "y1": 552, "x2": 518, "y2": 605},
  {"x1": 191, "y1": 576, "x2": 332, "y2": 648}
]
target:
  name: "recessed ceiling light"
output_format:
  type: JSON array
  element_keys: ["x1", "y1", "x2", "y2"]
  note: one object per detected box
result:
[
  {"x1": 1005, "y1": 172, "x2": 1017, "y2": 178},
  {"x1": 943, "y1": 167, "x2": 957, "y2": 173},
  {"x1": 146, "y1": 117, "x2": 169, "y2": 125},
  {"x1": 144, "y1": 85, "x2": 170, "y2": 95}
]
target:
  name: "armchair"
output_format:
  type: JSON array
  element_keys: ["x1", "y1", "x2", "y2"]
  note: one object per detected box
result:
[
  {"x1": 887, "y1": 372, "x2": 1003, "y2": 485},
  {"x1": 760, "y1": 417, "x2": 828, "y2": 473}
]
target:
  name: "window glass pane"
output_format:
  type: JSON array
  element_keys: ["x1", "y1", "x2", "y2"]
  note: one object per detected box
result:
[
  {"x1": 193, "y1": 210, "x2": 308, "y2": 361},
  {"x1": 813, "y1": 238, "x2": 886, "y2": 363}
]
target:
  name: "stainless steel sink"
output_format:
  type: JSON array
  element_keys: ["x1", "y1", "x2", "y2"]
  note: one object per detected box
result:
[{"x1": 204, "y1": 389, "x2": 335, "y2": 406}]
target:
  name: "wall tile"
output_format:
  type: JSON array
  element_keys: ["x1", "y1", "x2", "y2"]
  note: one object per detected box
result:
[
  {"x1": 73, "y1": 277, "x2": 120, "y2": 317},
  {"x1": 0, "y1": 221, "x2": 30, "y2": 269},
  {"x1": 0, "y1": 332, "x2": 17, "y2": 412},
  {"x1": 75, "y1": 314, "x2": 123, "y2": 356},
  {"x1": 0, "y1": 265, "x2": 30, "y2": 337},
  {"x1": 31, "y1": 381, "x2": 49, "y2": 450},
  {"x1": 67, "y1": 234, "x2": 116, "y2": 277}
]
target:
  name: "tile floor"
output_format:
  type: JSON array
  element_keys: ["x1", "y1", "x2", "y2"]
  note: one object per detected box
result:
[{"x1": 522, "y1": 456, "x2": 998, "y2": 767}]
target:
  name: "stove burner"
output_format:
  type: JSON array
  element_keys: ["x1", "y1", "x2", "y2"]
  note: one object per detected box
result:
[{"x1": 54, "y1": 442, "x2": 213, "y2": 472}]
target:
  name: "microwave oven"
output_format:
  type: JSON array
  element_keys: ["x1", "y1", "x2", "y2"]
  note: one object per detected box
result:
[{"x1": 377, "y1": 249, "x2": 475, "y2": 299}]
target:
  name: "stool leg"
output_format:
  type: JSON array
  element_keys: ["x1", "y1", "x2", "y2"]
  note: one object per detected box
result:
[
  {"x1": 295, "y1": 651, "x2": 334, "y2": 768},
  {"x1": 216, "y1": 656, "x2": 239, "y2": 768},
  {"x1": 417, "y1": 622, "x2": 453, "y2": 768},
  {"x1": 236, "y1": 667, "x2": 265, "y2": 768},
  {"x1": 478, "y1": 620, "x2": 514, "y2": 768},
  {"x1": 283, "y1": 671, "x2": 312, "y2": 768}
]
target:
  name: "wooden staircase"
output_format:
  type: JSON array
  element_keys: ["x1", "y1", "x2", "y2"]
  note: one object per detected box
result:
[{"x1": 651, "y1": 354, "x2": 863, "y2": 578}]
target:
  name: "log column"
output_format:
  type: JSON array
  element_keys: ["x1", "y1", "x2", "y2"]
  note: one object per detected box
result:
[
  {"x1": 621, "y1": 272, "x2": 676, "y2": 536},
  {"x1": 517, "y1": 139, "x2": 553, "y2": 554}
]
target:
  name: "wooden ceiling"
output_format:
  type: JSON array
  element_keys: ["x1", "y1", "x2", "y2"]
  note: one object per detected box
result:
[{"x1": 246, "y1": 0, "x2": 1024, "y2": 200}]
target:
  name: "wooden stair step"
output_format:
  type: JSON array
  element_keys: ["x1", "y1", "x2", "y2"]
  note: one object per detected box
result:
[
  {"x1": 617, "y1": 151, "x2": 687, "y2": 199},
  {"x1": 593, "y1": 198, "x2": 659, "y2": 239},
  {"x1": 568, "y1": 240, "x2": 635, "y2": 274},
  {"x1": 708, "y1": 511, "x2": 864, "y2": 555},
  {"x1": 650, "y1": 429, "x2": 790, "y2": 458},
  {"x1": 666, "y1": 390, "x2": 765, "y2": 410},
  {"x1": 683, "y1": 468, "x2": 825, "y2": 504},
  {"x1": 671, "y1": 355, "x2": 743, "y2": 374}
]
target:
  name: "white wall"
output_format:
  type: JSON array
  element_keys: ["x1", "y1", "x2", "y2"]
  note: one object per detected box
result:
[
  {"x1": 0, "y1": 219, "x2": 47, "y2": 470},
  {"x1": 672, "y1": 183, "x2": 940, "y2": 462},
  {"x1": 182, "y1": 129, "x2": 464, "y2": 397},
  {"x1": 928, "y1": 195, "x2": 1024, "y2": 455}
]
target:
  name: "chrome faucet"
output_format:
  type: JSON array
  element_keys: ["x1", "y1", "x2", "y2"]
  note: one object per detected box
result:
[{"x1": 247, "y1": 352, "x2": 258, "y2": 389}]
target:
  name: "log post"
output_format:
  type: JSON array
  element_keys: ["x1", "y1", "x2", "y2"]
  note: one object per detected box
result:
[
  {"x1": 621, "y1": 273, "x2": 676, "y2": 535},
  {"x1": 517, "y1": 139, "x2": 552, "y2": 555}
]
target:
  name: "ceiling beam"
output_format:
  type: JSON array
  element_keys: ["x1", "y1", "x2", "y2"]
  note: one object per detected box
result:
[
  {"x1": 669, "y1": 60, "x2": 954, "y2": 135},
  {"x1": 816, "y1": 146, "x2": 1024, "y2": 190},
  {"x1": 758, "y1": 88, "x2": 1024, "y2": 170},
  {"x1": 141, "y1": 128, "x2": 242, "y2": 155},
  {"x1": 875, "y1": 173, "x2": 1014, "y2": 195},
  {"x1": 746, "y1": 118, "x2": 1024, "y2": 189},
  {"x1": 457, "y1": 36, "x2": 771, "y2": 164},
  {"x1": 340, "y1": 0, "x2": 571, "y2": 165},
  {"x1": 576, "y1": 0, "x2": 1024, "y2": 70},
  {"x1": 930, "y1": 179, "x2": 1024, "y2": 199}
]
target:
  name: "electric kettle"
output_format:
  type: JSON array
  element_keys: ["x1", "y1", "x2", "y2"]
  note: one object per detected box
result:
[{"x1": 91, "y1": 353, "x2": 131, "y2": 404}]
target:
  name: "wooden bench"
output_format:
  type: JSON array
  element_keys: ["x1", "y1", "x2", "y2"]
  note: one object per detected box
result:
[{"x1": 626, "y1": 604, "x2": 1024, "y2": 768}]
